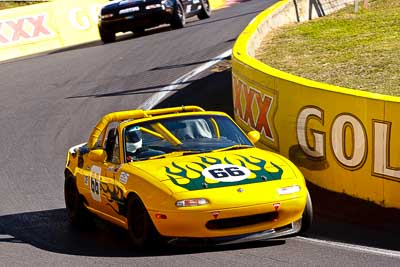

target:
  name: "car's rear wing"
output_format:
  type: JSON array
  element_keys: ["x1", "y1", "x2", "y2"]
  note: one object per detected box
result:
[{"x1": 87, "y1": 106, "x2": 205, "y2": 149}]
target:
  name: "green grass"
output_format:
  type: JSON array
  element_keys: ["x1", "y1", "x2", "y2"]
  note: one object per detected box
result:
[{"x1": 256, "y1": 0, "x2": 400, "y2": 96}]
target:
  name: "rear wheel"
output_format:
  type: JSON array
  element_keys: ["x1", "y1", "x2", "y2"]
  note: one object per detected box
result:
[
  {"x1": 300, "y1": 191, "x2": 313, "y2": 233},
  {"x1": 64, "y1": 173, "x2": 90, "y2": 226},
  {"x1": 127, "y1": 195, "x2": 160, "y2": 248},
  {"x1": 170, "y1": 1, "x2": 186, "y2": 29},
  {"x1": 99, "y1": 26, "x2": 116, "y2": 43},
  {"x1": 197, "y1": 0, "x2": 211, "y2": 20}
]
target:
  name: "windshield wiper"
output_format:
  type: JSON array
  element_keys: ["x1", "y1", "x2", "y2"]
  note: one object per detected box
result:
[
  {"x1": 212, "y1": 144, "x2": 253, "y2": 153},
  {"x1": 148, "y1": 150, "x2": 204, "y2": 160}
]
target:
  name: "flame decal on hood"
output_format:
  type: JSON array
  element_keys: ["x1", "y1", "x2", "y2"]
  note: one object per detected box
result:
[{"x1": 165, "y1": 155, "x2": 283, "y2": 191}]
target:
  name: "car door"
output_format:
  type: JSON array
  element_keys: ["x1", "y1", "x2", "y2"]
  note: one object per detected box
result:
[
  {"x1": 77, "y1": 132, "x2": 107, "y2": 212},
  {"x1": 79, "y1": 158, "x2": 103, "y2": 212},
  {"x1": 96, "y1": 127, "x2": 126, "y2": 221}
]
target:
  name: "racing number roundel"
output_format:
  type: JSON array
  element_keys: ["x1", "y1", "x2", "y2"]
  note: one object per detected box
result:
[
  {"x1": 90, "y1": 165, "x2": 101, "y2": 202},
  {"x1": 202, "y1": 164, "x2": 250, "y2": 182}
]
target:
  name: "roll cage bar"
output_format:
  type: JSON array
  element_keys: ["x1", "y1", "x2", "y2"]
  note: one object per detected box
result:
[{"x1": 87, "y1": 106, "x2": 205, "y2": 149}]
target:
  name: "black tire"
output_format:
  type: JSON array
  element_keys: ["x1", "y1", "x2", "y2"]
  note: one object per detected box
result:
[
  {"x1": 170, "y1": 1, "x2": 186, "y2": 29},
  {"x1": 99, "y1": 26, "x2": 116, "y2": 43},
  {"x1": 64, "y1": 174, "x2": 89, "y2": 226},
  {"x1": 197, "y1": 0, "x2": 211, "y2": 20},
  {"x1": 300, "y1": 191, "x2": 313, "y2": 233},
  {"x1": 127, "y1": 195, "x2": 159, "y2": 248}
]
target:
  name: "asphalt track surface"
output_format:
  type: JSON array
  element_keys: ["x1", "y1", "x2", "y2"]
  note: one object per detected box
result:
[{"x1": 1, "y1": 0, "x2": 400, "y2": 266}]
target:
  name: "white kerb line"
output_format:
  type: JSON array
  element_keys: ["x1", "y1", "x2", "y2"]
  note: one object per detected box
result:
[
  {"x1": 296, "y1": 236, "x2": 400, "y2": 258},
  {"x1": 139, "y1": 49, "x2": 232, "y2": 110}
]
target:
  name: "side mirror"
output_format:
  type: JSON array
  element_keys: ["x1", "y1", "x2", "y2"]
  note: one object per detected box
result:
[
  {"x1": 247, "y1": 130, "x2": 261, "y2": 144},
  {"x1": 88, "y1": 149, "x2": 107, "y2": 162}
]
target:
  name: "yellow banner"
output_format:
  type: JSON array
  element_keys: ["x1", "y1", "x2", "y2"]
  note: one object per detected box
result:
[
  {"x1": 0, "y1": 2, "x2": 60, "y2": 61},
  {"x1": 0, "y1": 0, "x2": 109, "y2": 61},
  {"x1": 53, "y1": 0, "x2": 107, "y2": 47}
]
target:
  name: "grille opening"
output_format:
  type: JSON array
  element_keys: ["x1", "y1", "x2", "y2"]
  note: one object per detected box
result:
[{"x1": 206, "y1": 211, "x2": 279, "y2": 230}]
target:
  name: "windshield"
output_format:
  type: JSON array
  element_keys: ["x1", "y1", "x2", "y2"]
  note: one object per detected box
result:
[{"x1": 123, "y1": 115, "x2": 253, "y2": 162}]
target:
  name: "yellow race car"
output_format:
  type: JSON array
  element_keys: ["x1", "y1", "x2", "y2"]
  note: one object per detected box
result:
[{"x1": 64, "y1": 106, "x2": 312, "y2": 247}]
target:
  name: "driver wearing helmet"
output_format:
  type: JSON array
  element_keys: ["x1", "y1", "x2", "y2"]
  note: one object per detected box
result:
[{"x1": 125, "y1": 126, "x2": 143, "y2": 162}]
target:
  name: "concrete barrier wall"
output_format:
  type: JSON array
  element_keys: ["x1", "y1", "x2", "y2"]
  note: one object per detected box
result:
[
  {"x1": 232, "y1": 0, "x2": 400, "y2": 208},
  {"x1": 0, "y1": 0, "x2": 225, "y2": 62}
]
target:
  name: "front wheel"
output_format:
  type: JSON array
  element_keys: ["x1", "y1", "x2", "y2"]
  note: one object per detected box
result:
[
  {"x1": 300, "y1": 191, "x2": 313, "y2": 233},
  {"x1": 170, "y1": 1, "x2": 186, "y2": 29},
  {"x1": 197, "y1": 0, "x2": 211, "y2": 20},
  {"x1": 127, "y1": 195, "x2": 160, "y2": 248},
  {"x1": 99, "y1": 26, "x2": 116, "y2": 43}
]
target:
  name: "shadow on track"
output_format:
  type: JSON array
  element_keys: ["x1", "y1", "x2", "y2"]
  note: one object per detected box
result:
[
  {"x1": 63, "y1": 60, "x2": 233, "y2": 112},
  {"x1": 0, "y1": 209, "x2": 285, "y2": 257},
  {"x1": 65, "y1": 80, "x2": 195, "y2": 99},
  {"x1": 154, "y1": 68, "x2": 234, "y2": 117},
  {"x1": 306, "y1": 182, "x2": 400, "y2": 251}
]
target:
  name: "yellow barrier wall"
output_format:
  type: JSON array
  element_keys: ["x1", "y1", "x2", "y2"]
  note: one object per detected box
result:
[
  {"x1": 210, "y1": 0, "x2": 226, "y2": 10},
  {"x1": 0, "y1": 2, "x2": 61, "y2": 61},
  {"x1": 0, "y1": 0, "x2": 108, "y2": 62},
  {"x1": 0, "y1": 0, "x2": 225, "y2": 62},
  {"x1": 232, "y1": 0, "x2": 400, "y2": 208},
  {"x1": 54, "y1": 0, "x2": 107, "y2": 47}
]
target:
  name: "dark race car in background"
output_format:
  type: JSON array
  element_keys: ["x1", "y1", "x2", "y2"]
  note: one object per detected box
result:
[{"x1": 98, "y1": 0, "x2": 211, "y2": 43}]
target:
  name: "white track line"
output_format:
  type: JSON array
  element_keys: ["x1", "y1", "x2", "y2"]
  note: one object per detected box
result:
[
  {"x1": 139, "y1": 49, "x2": 232, "y2": 110},
  {"x1": 296, "y1": 236, "x2": 400, "y2": 258}
]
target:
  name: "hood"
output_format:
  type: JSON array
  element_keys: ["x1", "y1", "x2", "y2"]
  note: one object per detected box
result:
[{"x1": 128, "y1": 148, "x2": 299, "y2": 192}]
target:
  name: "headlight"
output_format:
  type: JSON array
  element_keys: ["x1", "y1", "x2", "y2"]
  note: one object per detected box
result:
[
  {"x1": 176, "y1": 198, "x2": 209, "y2": 207},
  {"x1": 146, "y1": 4, "x2": 161, "y2": 9},
  {"x1": 277, "y1": 185, "x2": 301, "y2": 195},
  {"x1": 100, "y1": 13, "x2": 114, "y2": 19}
]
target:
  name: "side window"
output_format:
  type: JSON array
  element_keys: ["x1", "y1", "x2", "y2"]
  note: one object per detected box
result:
[{"x1": 105, "y1": 127, "x2": 120, "y2": 164}]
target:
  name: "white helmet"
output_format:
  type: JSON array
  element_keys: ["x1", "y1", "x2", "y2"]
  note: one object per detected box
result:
[{"x1": 126, "y1": 126, "x2": 142, "y2": 154}]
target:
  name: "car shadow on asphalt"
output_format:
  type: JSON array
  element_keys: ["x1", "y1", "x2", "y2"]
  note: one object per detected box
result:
[
  {"x1": 47, "y1": 25, "x2": 174, "y2": 55},
  {"x1": 1, "y1": 189, "x2": 399, "y2": 258},
  {"x1": 0, "y1": 208, "x2": 285, "y2": 257}
]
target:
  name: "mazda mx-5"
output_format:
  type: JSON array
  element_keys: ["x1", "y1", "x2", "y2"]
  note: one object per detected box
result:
[{"x1": 64, "y1": 106, "x2": 312, "y2": 247}]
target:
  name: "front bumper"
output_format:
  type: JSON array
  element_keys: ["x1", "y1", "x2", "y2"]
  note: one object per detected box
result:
[
  {"x1": 169, "y1": 219, "x2": 302, "y2": 246},
  {"x1": 148, "y1": 196, "x2": 305, "y2": 239},
  {"x1": 99, "y1": 7, "x2": 174, "y2": 32}
]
